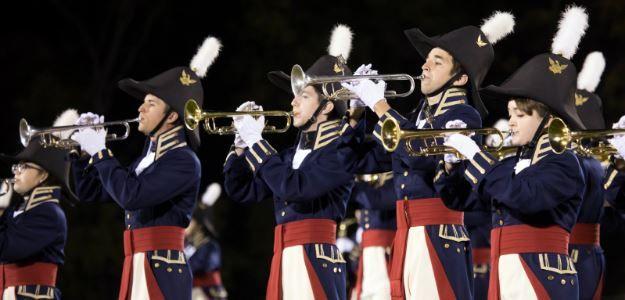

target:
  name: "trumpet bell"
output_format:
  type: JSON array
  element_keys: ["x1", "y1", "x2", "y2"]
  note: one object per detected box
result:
[
  {"x1": 381, "y1": 118, "x2": 402, "y2": 152},
  {"x1": 184, "y1": 99, "x2": 203, "y2": 131},
  {"x1": 290, "y1": 64, "x2": 308, "y2": 96},
  {"x1": 548, "y1": 117, "x2": 572, "y2": 154},
  {"x1": 19, "y1": 118, "x2": 33, "y2": 147}
]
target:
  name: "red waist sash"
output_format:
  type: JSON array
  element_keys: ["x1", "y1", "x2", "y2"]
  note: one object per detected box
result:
[
  {"x1": 119, "y1": 226, "x2": 185, "y2": 300},
  {"x1": 266, "y1": 219, "x2": 336, "y2": 300}
]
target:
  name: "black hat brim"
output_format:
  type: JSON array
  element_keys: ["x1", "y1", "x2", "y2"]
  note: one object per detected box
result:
[{"x1": 267, "y1": 71, "x2": 292, "y2": 94}]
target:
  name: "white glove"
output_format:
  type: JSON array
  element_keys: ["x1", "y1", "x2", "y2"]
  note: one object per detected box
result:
[
  {"x1": 444, "y1": 133, "x2": 480, "y2": 160},
  {"x1": 613, "y1": 115, "x2": 625, "y2": 130},
  {"x1": 71, "y1": 127, "x2": 107, "y2": 156},
  {"x1": 75, "y1": 112, "x2": 104, "y2": 125},
  {"x1": 444, "y1": 120, "x2": 468, "y2": 163},
  {"x1": 609, "y1": 136, "x2": 625, "y2": 159},
  {"x1": 234, "y1": 108, "x2": 265, "y2": 147},
  {"x1": 514, "y1": 159, "x2": 531, "y2": 175},
  {"x1": 234, "y1": 101, "x2": 258, "y2": 148},
  {"x1": 349, "y1": 64, "x2": 379, "y2": 109},
  {"x1": 341, "y1": 79, "x2": 386, "y2": 110},
  {"x1": 0, "y1": 180, "x2": 13, "y2": 209}
]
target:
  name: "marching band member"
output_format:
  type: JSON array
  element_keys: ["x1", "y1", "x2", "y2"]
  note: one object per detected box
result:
[
  {"x1": 70, "y1": 36, "x2": 221, "y2": 299},
  {"x1": 570, "y1": 51, "x2": 607, "y2": 300},
  {"x1": 339, "y1": 12, "x2": 515, "y2": 299},
  {"x1": 438, "y1": 6, "x2": 589, "y2": 299},
  {"x1": 223, "y1": 25, "x2": 355, "y2": 300},
  {"x1": 186, "y1": 183, "x2": 228, "y2": 300},
  {"x1": 0, "y1": 110, "x2": 78, "y2": 299},
  {"x1": 349, "y1": 172, "x2": 396, "y2": 300}
]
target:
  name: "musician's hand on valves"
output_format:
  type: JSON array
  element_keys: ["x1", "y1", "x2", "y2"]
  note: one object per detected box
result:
[
  {"x1": 609, "y1": 115, "x2": 625, "y2": 158},
  {"x1": 75, "y1": 112, "x2": 104, "y2": 126},
  {"x1": 443, "y1": 120, "x2": 468, "y2": 163},
  {"x1": 444, "y1": 133, "x2": 480, "y2": 161},
  {"x1": 341, "y1": 78, "x2": 386, "y2": 110},
  {"x1": 233, "y1": 101, "x2": 258, "y2": 149},
  {"x1": 72, "y1": 128, "x2": 107, "y2": 156},
  {"x1": 349, "y1": 64, "x2": 378, "y2": 109},
  {"x1": 234, "y1": 105, "x2": 265, "y2": 147}
]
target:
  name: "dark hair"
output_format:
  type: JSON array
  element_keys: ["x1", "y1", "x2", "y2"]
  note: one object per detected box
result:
[
  {"x1": 40, "y1": 170, "x2": 62, "y2": 188},
  {"x1": 450, "y1": 57, "x2": 468, "y2": 88},
  {"x1": 513, "y1": 98, "x2": 550, "y2": 117},
  {"x1": 450, "y1": 57, "x2": 464, "y2": 76},
  {"x1": 163, "y1": 103, "x2": 183, "y2": 126}
]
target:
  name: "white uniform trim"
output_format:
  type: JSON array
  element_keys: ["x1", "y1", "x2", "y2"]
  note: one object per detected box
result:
[
  {"x1": 499, "y1": 254, "x2": 538, "y2": 300},
  {"x1": 2, "y1": 287, "x2": 16, "y2": 300},
  {"x1": 292, "y1": 147, "x2": 311, "y2": 169},
  {"x1": 135, "y1": 151, "x2": 156, "y2": 175},
  {"x1": 403, "y1": 226, "x2": 439, "y2": 300},
  {"x1": 130, "y1": 252, "x2": 150, "y2": 299},
  {"x1": 361, "y1": 246, "x2": 391, "y2": 300},
  {"x1": 281, "y1": 245, "x2": 315, "y2": 300}
]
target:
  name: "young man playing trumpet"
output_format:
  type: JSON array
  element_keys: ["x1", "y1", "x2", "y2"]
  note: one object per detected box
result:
[
  {"x1": 223, "y1": 25, "x2": 354, "y2": 300},
  {"x1": 70, "y1": 36, "x2": 221, "y2": 299},
  {"x1": 338, "y1": 12, "x2": 515, "y2": 299}
]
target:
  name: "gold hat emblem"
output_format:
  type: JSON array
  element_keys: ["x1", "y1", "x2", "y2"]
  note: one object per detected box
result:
[
  {"x1": 179, "y1": 70, "x2": 197, "y2": 86},
  {"x1": 548, "y1": 57, "x2": 568, "y2": 75},
  {"x1": 476, "y1": 34, "x2": 488, "y2": 47},
  {"x1": 574, "y1": 93, "x2": 589, "y2": 106},
  {"x1": 333, "y1": 63, "x2": 344, "y2": 74}
]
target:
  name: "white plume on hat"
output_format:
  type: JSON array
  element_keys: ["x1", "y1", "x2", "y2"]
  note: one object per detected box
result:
[
  {"x1": 52, "y1": 109, "x2": 79, "y2": 140},
  {"x1": 551, "y1": 5, "x2": 589, "y2": 59},
  {"x1": 190, "y1": 36, "x2": 222, "y2": 78},
  {"x1": 577, "y1": 51, "x2": 605, "y2": 92},
  {"x1": 327, "y1": 24, "x2": 353, "y2": 60},
  {"x1": 480, "y1": 11, "x2": 515, "y2": 44},
  {"x1": 201, "y1": 182, "x2": 221, "y2": 207}
]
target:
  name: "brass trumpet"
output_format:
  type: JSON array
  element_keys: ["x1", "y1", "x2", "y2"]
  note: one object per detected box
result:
[
  {"x1": 380, "y1": 117, "x2": 504, "y2": 154},
  {"x1": 290, "y1": 64, "x2": 422, "y2": 100},
  {"x1": 548, "y1": 117, "x2": 625, "y2": 154},
  {"x1": 184, "y1": 99, "x2": 292, "y2": 135},
  {"x1": 486, "y1": 146, "x2": 519, "y2": 160},
  {"x1": 20, "y1": 117, "x2": 138, "y2": 149}
]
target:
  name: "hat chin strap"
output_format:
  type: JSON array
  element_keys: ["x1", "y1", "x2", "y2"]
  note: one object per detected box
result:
[
  {"x1": 423, "y1": 72, "x2": 463, "y2": 99},
  {"x1": 520, "y1": 113, "x2": 551, "y2": 158},
  {"x1": 299, "y1": 99, "x2": 329, "y2": 132},
  {"x1": 149, "y1": 107, "x2": 174, "y2": 138}
]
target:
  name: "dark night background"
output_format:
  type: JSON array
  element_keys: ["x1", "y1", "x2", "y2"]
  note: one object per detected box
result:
[{"x1": 2, "y1": 0, "x2": 625, "y2": 298}]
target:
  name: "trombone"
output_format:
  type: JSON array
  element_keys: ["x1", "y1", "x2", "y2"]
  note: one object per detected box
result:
[
  {"x1": 380, "y1": 117, "x2": 505, "y2": 155},
  {"x1": 184, "y1": 99, "x2": 292, "y2": 135},
  {"x1": 290, "y1": 64, "x2": 422, "y2": 101},
  {"x1": 20, "y1": 117, "x2": 138, "y2": 149},
  {"x1": 548, "y1": 117, "x2": 625, "y2": 155}
]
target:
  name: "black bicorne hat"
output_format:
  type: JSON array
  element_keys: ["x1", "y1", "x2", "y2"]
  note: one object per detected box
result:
[
  {"x1": 0, "y1": 136, "x2": 78, "y2": 203},
  {"x1": 404, "y1": 11, "x2": 516, "y2": 117},
  {"x1": 575, "y1": 51, "x2": 606, "y2": 130},
  {"x1": 118, "y1": 36, "x2": 222, "y2": 151},
  {"x1": 480, "y1": 6, "x2": 589, "y2": 131},
  {"x1": 267, "y1": 24, "x2": 354, "y2": 118}
]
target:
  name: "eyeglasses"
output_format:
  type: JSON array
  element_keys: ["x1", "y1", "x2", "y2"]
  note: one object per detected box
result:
[{"x1": 11, "y1": 163, "x2": 43, "y2": 174}]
